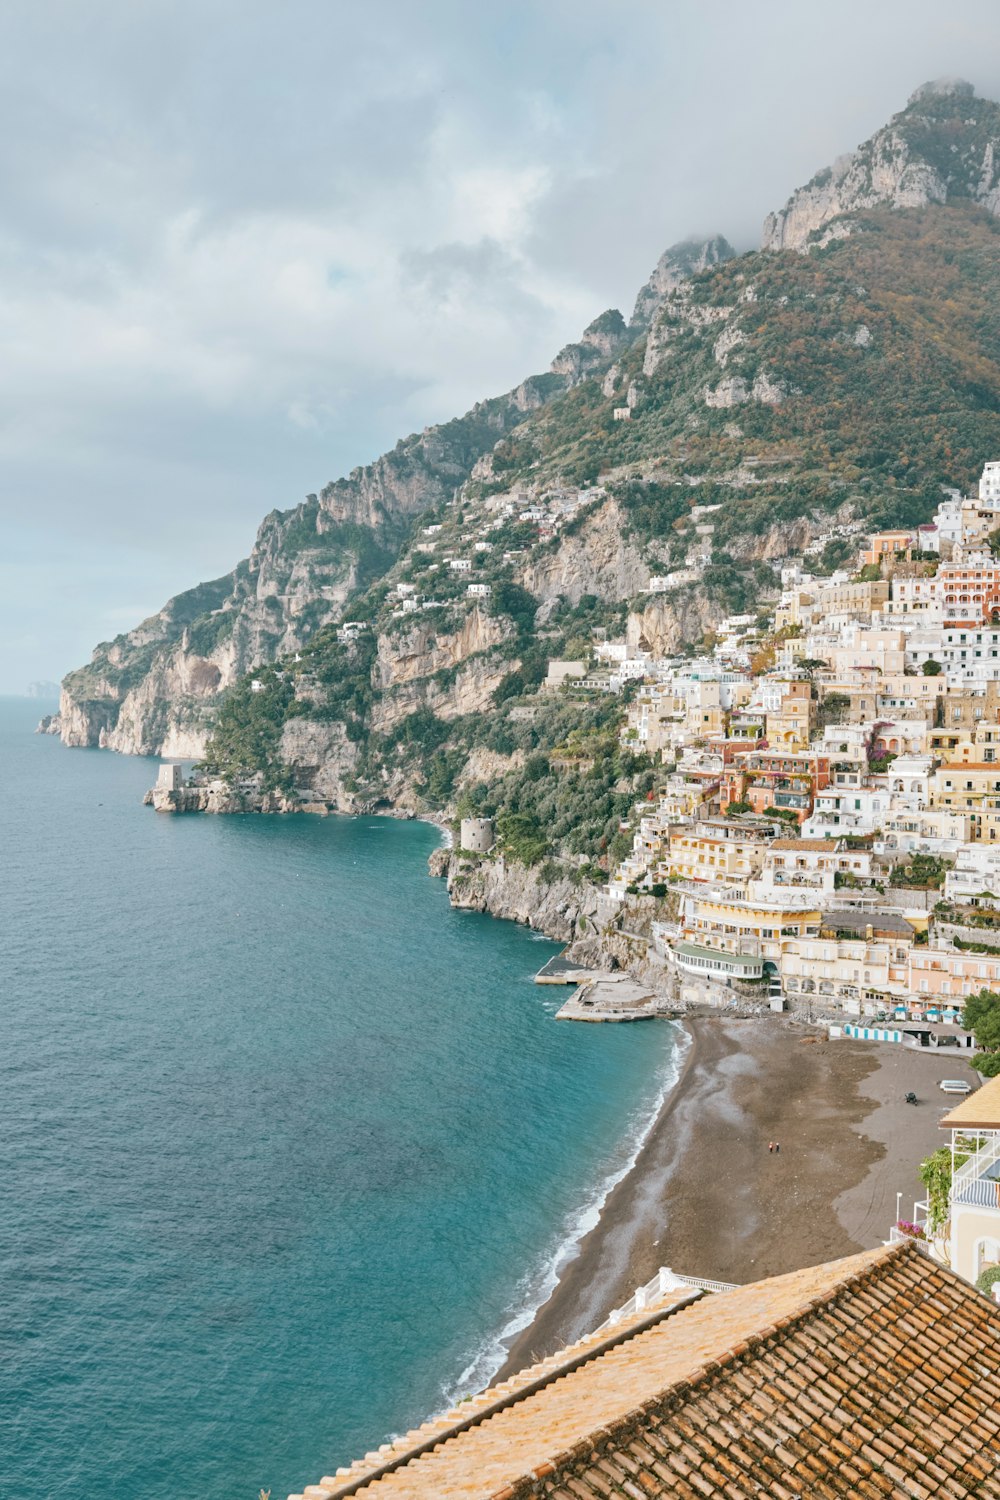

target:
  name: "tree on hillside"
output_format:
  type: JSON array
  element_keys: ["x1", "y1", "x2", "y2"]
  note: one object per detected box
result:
[{"x1": 963, "y1": 988, "x2": 1000, "y2": 1075}]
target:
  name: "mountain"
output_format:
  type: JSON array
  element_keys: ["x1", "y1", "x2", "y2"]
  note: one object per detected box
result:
[
  {"x1": 49, "y1": 83, "x2": 1000, "y2": 833},
  {"x1": 628, "y1": 234, "x2": 736, "y2": 330},
  {"x1": 47, "y1": 237, "x2": 722, "y2": 757},
  {"x1": 763, "y1": 77, "x2": 1000, "y2": 250}
]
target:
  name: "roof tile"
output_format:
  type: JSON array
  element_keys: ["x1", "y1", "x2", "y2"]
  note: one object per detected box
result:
[{"x1": 299, "y1": 1244, "x2": 1000, "y2": 1500}]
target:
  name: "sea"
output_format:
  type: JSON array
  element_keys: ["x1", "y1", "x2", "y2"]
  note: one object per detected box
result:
[{"x1": 0, "y1": 696, "x2": 681, "y2": 1500}]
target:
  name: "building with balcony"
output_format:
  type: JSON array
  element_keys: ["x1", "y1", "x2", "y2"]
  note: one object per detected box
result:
[
  {"x1": 752, "y1": 837, "x2": 874, "y2": 897},
  {"x1": 859, "y1": 528, "x2": 920, "y2": 568},
  {"x1": 876, "y1": 806, "x2": 972, "y2": 856},
  {"x1": 940, "y1": 1075, "x2": 1000, "y2": 1286},
  {"x1": 929, "y1": 757, "x2": 1000, "y2": 841},
  {"x1": 677, "y1": 888, "x2": 821, "y2": 965},
  {"x1": 657, "y1": 820, "x2": 771, "y2": 888},
  {"x1": 944, "y1": 844, "x2": 1000, "y2": 903},
  {"x1": 721, "y1": 749, "x2": 830, "y2": 824},
  {"x1": 800, "y1": 782, "x2": 890, "y2": 837}
]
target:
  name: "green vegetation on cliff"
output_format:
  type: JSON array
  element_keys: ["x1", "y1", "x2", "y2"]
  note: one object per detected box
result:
[
  {"x1": 200, "y1": 667, "x2": 297, "y2": 791},
  {"x1": 507, "y1": 205, "x2": 1000, "y2": 541}
]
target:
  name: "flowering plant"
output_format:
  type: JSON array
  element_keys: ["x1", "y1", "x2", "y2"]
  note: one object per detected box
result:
[{"x1": 895, "y1": 1220, "x2": 926, "y2": 1240}]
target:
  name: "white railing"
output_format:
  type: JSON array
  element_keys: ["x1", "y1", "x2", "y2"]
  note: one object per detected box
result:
[
  {"x1": 675, "y1": 1273, "x2": 741, "y2": 1294},
  {"x1": 597, "y1": 1266, "x2": 738, "y2": 1332},
  {"x1": 887, "y1": 1227, "x2": 932, "y2": 1254},
  {"x1": 951, "y1": 1132, "x2": 1000, "y2": 1197}
]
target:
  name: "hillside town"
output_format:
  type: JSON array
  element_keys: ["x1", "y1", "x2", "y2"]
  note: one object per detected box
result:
[{"x1": 574, "y1": 462, "x2": 1000, "y2": 1033}]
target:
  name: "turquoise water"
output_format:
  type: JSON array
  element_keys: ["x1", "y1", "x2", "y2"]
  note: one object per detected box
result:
[{"x1": 0, "y1": 697, "x2": 678, "y2": 1500}]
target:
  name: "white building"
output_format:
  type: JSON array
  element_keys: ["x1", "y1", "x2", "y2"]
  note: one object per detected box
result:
[
  {"x1": 467, "y1": 582, "x2": 492, "y2": 598},
  {"x1": 980, "y1": 460, "x2": 1000, "y2": 504},
  {"x1": 449, "y1": 558, "x2": 472, "y2": 573},
  {"x1": 944, "y1": 844, "x2": 1000, "y2": 904},
  {"x1": 802, "y1": 785, "x2": 891, "y2": 838},
  {"x1": 875, "y1": 807, "x2": 972, "y2": 857}
]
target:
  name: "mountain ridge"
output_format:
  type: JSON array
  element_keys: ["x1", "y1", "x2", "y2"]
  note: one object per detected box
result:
[
  {"x1": 48, "y1": 83, "x2": 1000, "y2": 785},
  {"x1": 763, "y1": 77, "x2": 1000, "y2": 250}
]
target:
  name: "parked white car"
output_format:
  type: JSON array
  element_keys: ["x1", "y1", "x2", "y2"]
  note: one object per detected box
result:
[{"x1": 939, "y1": 1079, "x2": 973, "y2": 1094}]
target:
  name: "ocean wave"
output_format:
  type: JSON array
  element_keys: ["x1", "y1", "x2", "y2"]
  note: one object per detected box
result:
[{"x1": 442, "y1": 1022, "x2": 690, "y2": 1402}]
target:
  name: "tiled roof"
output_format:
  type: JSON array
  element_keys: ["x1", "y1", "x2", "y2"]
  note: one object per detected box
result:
[
  {"x1": 820, "y1": 908, "x2": 915, "y2": 936},
  {"x1": 769, "y1": 838, "x2": 838, "y2": 851},
  {"x1": 292, "y1": 1242, "x2": 1000, "y2": 1499},
  {"x1": 940, "y1": 1071, "x2": 1000, "y2": 1130}
]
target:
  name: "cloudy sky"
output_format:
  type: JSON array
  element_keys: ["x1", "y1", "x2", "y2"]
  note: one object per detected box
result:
[{"x1": 2, "y1": 0, "x2": 999, "y2": 691}]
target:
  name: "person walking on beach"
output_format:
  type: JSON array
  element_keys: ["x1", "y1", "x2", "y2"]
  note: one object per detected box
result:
[
  {"x1": 774, "y1": 1141, "x2": 780, "y2": 1154},
  {"x1": 768, "y1": 1141, "x2": 774, "y2": 1153}
]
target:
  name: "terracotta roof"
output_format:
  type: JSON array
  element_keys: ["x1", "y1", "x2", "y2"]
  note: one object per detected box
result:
[
  {"x1": 940, "y1": 1071, "x2": 1000, "y2": 1130},
  {"x1": 291, "y1": 1243, "x2": 1000, "y2": 1499},
  {"x1": 768, "y1": 838, "x2": 838, "y2": 851},
  {"x1": 938, "y1": 762, "x2": 1000, "y2": 772}
]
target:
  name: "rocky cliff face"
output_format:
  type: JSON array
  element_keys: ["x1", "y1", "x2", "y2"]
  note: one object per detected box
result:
[
  {"x1": 517, "y1": 497, "x2": 650, "y2": 604},
  {"x1": 550, "y1": 309, "x2": 630, "y2": 381},
  {"x1": 54, "y1": 82, "x2": 1000, "y2": 787},
  {"x1": 629, "y1": 234, "x2": 736, "y2": 330},
  {"x1": 55, "y1": 311, "x2": 635, "y2": 755},
  {"x1": 431, "y1": 847, "x2": 605, "y2": 944},
  {"x1": 625, "y1": 589, "x2": 722, "y2": 657},
  {"x1": 279, "y1": 718, "x2": 359, "y2": 807},
  {"x1": 763, "y1": 79, "x2": 1000, "y2": 250}
]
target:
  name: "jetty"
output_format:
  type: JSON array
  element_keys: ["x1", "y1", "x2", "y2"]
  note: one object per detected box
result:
[
  {"x1": 555, "y1": 974, "x2": 660, "y2": 1022},
  {"x1": 534, "y1": 954, "x2": 601, "y2": 985}
]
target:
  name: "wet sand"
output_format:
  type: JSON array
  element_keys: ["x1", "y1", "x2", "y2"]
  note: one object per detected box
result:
[{"x1": 499, "y1": 1016, "x2": 978, "y2": 1378}]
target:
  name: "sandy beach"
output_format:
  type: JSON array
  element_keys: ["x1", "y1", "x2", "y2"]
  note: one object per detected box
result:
[{"x1": 499, "y1": 1016, "x2": 977, "y2": 1377}]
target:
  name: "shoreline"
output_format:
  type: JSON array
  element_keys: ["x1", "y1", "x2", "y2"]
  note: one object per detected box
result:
[
  {"x1": 497, "y1": 1015, "x2": 970, "y2": 1378},
  {"x1": 445, "y1": 1017, "x2": 689, "y2": 1401}
]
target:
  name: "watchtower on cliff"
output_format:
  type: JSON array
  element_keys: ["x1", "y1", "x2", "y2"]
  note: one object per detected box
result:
[{"x1": 460, "y1": 817, "x2": 494, "y2": 854}]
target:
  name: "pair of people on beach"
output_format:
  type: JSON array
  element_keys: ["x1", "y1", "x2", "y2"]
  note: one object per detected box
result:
[{"x1": 767, "y1": 1140, "x2": 780, "y2": 1153}]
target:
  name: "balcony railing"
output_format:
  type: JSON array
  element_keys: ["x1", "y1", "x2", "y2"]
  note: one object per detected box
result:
[{"x1": 951, "y1": 1133, "x2": 1000, "y2": 1199}]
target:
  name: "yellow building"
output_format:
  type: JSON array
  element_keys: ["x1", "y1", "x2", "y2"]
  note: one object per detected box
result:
[
  {"x1": 930, "y1": 756, "x2": 1000, "y2": 840},
  {"x1": 814, "y1": 577, "x2": 891, "y2": 618},
  {"x1": 660, "y1": 822, "x2": 770, "y2": 886},
  {"x1": 764, "y1": 678, "x2": 814, "y2": 748},
  {"x1": 679, "y1": 890, "x2": 821, "y2": 963}
]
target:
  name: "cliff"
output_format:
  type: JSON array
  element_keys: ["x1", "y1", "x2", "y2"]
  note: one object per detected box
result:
[
  {"x1": 762, "y1": 79, "x2": 1000, "y2": 251},
  {"x1": 53, "y1": 85, "x2": 1000, "y2": 850},
  {"x1": 427, "y1": 846, "x2": 683, "y2": 993},
  {"x1": 430, "y1": 847, "x2": 606, "y2": 945},
  {"x1": 51, "y1": 371, "x2": 582, "y2": 755},
  {"x1": 629, "y1": 234, "x2": 736, "y2": 330},
  {"x1": 52, "y1": 232, "x2": 728, "y2": 758}
]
